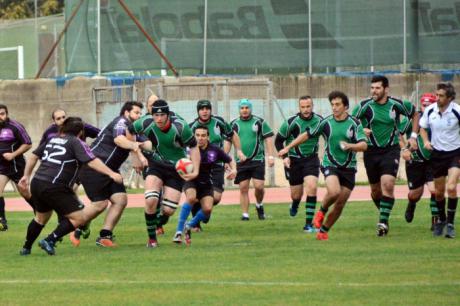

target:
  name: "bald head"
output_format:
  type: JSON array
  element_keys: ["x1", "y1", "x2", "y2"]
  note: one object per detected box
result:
[{"x1": 146, "y1": 94, "x2": 159, "y2": 114}]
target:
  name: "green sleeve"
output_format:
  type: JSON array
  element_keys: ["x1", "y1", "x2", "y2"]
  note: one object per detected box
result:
[
  {"x1": 131, "y1": 116, "x2": 149, "y2": 134},
  {"x1": 351, "y1": 103, "x2": 363, "y2": 118},
  {"x1": 308, "y1": 119, "x2": 324, "y2": 138},
  {"x1": 262, "y1": 120, "x2": 274, "y2": 138},
  {"x1": 402, "y1": 100, "x2": 415, "y2": 118},
  {"x1": 278, "y1": 121, "x2": 289, "y2": 138},
  {"x1": 355, "y1": 122, "x2": 367, "y2": 142},
  {"x1": 181, "y1": 121, "x2": 195, "y2": 145}
]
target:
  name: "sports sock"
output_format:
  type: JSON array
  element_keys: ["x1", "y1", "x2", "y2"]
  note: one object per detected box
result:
[
  {"x1": 242, "y1": 212, "x2": 249, "y2": 218},
  {"x1": 158, "y1": 214, "x2": 170, "y2": 227},
  {"x1": 23, "y1": 219, "x2": 44, "y2": 249},
  {"x1": 188, "y1": 209, "x2": 209, "y2": 228},
  {"x1": 291, "y1": 199, "x2": 300, "y2": 208},
  {"x1": 305, "y1": 196, "x2": 317, "y2": 225},
  {"x1": 430, "y1": 194, "x2": 439, "y2": 217},
  {"x1": 45, "y1": 217, "x2": 75, "y2": 244},
  {"x1": 145, "y1": 212, "x2": 157, "y2": 240},
  {"x1": 436, "y1": 198, "x2": 446, "y2": 222},
  {"x1": 371, "y1": 195, "x2": 380, "y2": 209},
  {"x1": 0, "y1": 196, "x2": 5, "y2": 220},
  {"x1": 99, "y1": 229, "x2": 112, "y2": 238},
  {"x1": 447, "y1": 197, "x2": 457, "y2": 225},
  {"x1": 319, "y1": 205, "x2": 328, "y2": 214},
  {"x1": 176, "y1": 202, "x2": 192, "y2": 232},
  {"x1": 191, "y1": 203, "x2": 200, "y2": 217},
  {"x1": 319, "y1": 225, "x2": 330, "y2": 233},
  {"x1": 379, "y1": 196, "x2": 395, "y2": 224},
  {"x1": 256, "y1": 202, "x2": 263, "y2": 208}
]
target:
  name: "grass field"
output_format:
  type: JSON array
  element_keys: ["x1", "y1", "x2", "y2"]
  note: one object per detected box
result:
[{"x1": 1, "y1": 199, "x2": 459, "y2": 305}]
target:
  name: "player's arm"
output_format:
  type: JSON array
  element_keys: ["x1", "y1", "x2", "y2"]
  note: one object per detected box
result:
[
  {"x1": 418, "y1": 108, "x2": 432, "y2": 151},
  {"x1": 264, "y1": 136, "x2": 275, "y2": 167},
  {"x1": 230, "y1": 133, "x2": 246, "y2": 161},
  {"x1": 17, "y1": 152, "x2": 40, "y2": 190},
  {"x1": 407, "y1": 111, "x2": 420, "y2": 151},
  {"x1": 341, "y1": 122, "x2": 367, "y2": 152},
  {"x1": 181, "y1": 145, "x2": 200, "y2": 181},
  {"x1": 278, "y1": 132, "x2": 309, "y2": 157},
  {"x1": 3, "y1": 143, "x2": 32, "y2": 161},
  {"x1": 83, "y1": 123, "x2": 101, "y2": 139},
  {"x1": 87, "y1": 158, "x2": 123, "y2": 184}
]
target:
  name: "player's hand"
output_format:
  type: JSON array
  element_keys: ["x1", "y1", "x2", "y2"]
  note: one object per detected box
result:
[
  {"x1": 401, "y1": 149, "x2": 412, "y2": 161},
  {"x1": 110, "y1": 172, "x2": 123, "y2": 184},
  {"x1": 267, "y1": 156, "x2": 275, "y2": 167},
  {"x1": 181, "y1": 171, "x2": 198, "y2": 182},
  {"x1": 237, "y1": 150, "x2": 247, "y2": 162},
  {"x1": 278, "y1": 147, "x2": 289, "y2": 157},
  {"x1": 226, "y1": 169, "x2": 237, "y2": 180},
  {"x1": 283, "y1": 157, "x2": 290, "y2": 169},
  {"x1": 363, "y1": 128, "x2": 372, "y2": 138},
  {"x1": 339, "y1": 141, "x2": 350, "y2": 151},
  {"x1": 424, "y1": 141, "x2": 433, "y2": 151},
  {"x1": 408, "y1": 138, "x2": 418, "y2": 151},
  {"x1": 18, "y1": 176, "x2": 29, "y2": 190},
  {"x1": 130, "y1": 142, "x2": 140, "y2": 153},
  {"x1": 2, "y1": 152, "x2": 14, "y2": 161}
]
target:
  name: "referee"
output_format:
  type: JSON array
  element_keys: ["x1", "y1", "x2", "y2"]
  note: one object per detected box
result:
[{"x1": 420, "y1": 83, "x2": 459, "y2": 238}]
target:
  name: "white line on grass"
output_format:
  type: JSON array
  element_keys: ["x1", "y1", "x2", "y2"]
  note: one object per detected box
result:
[{"x1": 1, "y1": 279, "x2": 459, "y2": 287}]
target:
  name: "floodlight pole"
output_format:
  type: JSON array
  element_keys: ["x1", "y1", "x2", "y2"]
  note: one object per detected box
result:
[
  {"x1": 35, "y1": 0, "x2": 85, "y2": 79},
  {"x1": 118, "y1": 0, "x2": 179, "y2": 77},
  {"x1": 97, "y1": 0, "x2": 101, "y2": 75}
]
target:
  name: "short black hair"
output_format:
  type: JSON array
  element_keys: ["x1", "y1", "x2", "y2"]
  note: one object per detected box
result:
[
  {"x1": 299, "y1": 95, "x2": 312, "y2": 101},
  {"x1": 328, "y1": 91, "x2": 349, "y2": 108},
  {"x1": 120, "y1": 101, "x2": 143, "y2": 116},
  {"x1": 371, "y1": 75, "x2": 389, "y2": 88},
  {"x1": 59, "y1": 117, "x2": 84, "y2": 136},
  {"x1": 194, "y1": 125, "x2": 209, "y2": 135},
  {"x1": 0, "y1": 104, "x2": 8, "y2": 114},
  {"x1": 437, "y1": 82, "x2": 456, "y2": 100}
]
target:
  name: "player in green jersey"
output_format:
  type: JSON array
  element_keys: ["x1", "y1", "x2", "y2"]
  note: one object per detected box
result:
[
  {"x1": 187, "y1": 99, "x2": 245, "y2": 231},
  {"x1": 352, "y1": 75, "x2": 414, "y2": 236},
  {"x1": 275, "y1": 96, "x2": 322, "y2": 232},
  {"x1": 399, "y1": 93, "x2": 438, "y2": 230},
  {"x1": 279, "y1": 91, "x2": 367, "y2": 240},
  {"x1": 231, "y1": 99, "x2": 275, "y2": 221},
  {"x1": 130, "y1": 99, "x2": 200, "y2": 248}
]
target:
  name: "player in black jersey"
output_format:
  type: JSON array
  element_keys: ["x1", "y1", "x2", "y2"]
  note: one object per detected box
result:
[
  {"x1": 74, "y1": 101, "x2": 146, "y2": 248},
  {"x1": 0, "y1": 104, "x2": 32, "y2": 231},
  {"x1": 18, "y1": 117, "x2": 122, "y2": 255},
  {"x1": 39, "y1": 108, "x2": 100, "y2": 146}
]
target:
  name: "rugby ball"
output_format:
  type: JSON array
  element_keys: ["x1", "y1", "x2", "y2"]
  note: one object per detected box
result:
[{"x1": 175, "y1": 158, "x2": 194, "y2": 175}]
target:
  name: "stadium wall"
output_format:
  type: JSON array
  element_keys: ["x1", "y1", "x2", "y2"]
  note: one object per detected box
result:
[{"x1": 0, "y1": 73, "x2": 458, "y2": 186}]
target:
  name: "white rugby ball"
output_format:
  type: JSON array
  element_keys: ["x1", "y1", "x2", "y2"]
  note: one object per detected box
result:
[{"x1": 175, "y1": 158, "x2": 194, "y2": 175}]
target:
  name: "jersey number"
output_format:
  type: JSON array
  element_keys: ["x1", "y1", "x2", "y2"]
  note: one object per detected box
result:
[{"x1": 42, "y1": 144, "x2": 66, "y2": 165}]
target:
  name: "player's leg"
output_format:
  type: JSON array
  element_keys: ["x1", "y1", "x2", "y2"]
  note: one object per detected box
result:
[
  {"x1": 404, "y1": 161, "x2": 425, "y2": 223},
  {"x1": 143, "y1": 174, "x2": 163, "y2": 247},
  {"x1": 445, "y1": 166, "x2": 460, "y2": 238},
  {"x1": 95, "y1": 191, "x2": 128, "y2": 247},
  {"x1": 318, "y1": 186, "x2": 352, "y2": 240},
  {"x1": 304, "y1": 175, "x2": 318, "y2": 231},
  {"x1": 253, "y1": 178, "x2": 266, "y2": 220},
  {"x1": 238, "y1": 178, "x2": 251, "y2": 220},
  {"x1": 289, "y1": 184, "x2": 303, "y2": 217},
  {"x1": 426, "y1": 180, "x2": 438, "y2": 230},
  {"x1": 314, "y1": 172, "x2": 341, "y2": 230},
  {"x1": 20, "y1": 210, "x2": 52, "y2": 255},
  {"x1": 173, "y1": 186, "x2": 196, "y2": 243},
  {"x1": 185, "y1": 195, "x2": 213, "y2": 246},
  {"x1": 0, "y1": 174, "x2": 10, "y2": 231}
]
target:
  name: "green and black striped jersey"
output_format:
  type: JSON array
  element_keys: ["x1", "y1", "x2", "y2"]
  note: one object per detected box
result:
[
  {"x1": 308, "y1": 114, "x2": 367, "y2": 169},
  {"x1": 352, "y1": 97, "x2": 414, "y2": 149}
]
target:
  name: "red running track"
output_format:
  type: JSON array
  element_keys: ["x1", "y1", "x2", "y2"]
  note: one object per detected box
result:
[{"x1": 6, "y1": 185, "x2": 456, "y2": 212}]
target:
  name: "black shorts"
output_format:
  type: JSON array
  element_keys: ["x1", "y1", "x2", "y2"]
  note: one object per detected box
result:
[
  {"x1": 183, "y1": 180, "x2": 213, "y2": 200},
  {"x1": 31, "y1": 178, "x2": 84, "y2": 215},
  {"x1": 234, "y1": 160, "x2": 265, "y2": 184},
  {"x1": 211, "y1": 166, "x2": 225, "y2": 193},
  {"x1": 79, "y1": 166, "x2": 126, "y2": 202},
  {"x1": 284, "y1": 155, "x2": 320, "y2": 186},
  {"x1": 430, "y1": 148, "x2": 460, "y2": 179},
  {"x1": 0, "y1": 161, "x2": 25, "y2": 184},
  {"x1": 406, "y1": 160, "x2": 433, "y2": 190},
  {"x1": 145, "y1": 160, "x2": 184, "y2": 192},
  {"x1": 363, "y1": 146, "x2": 400, "y2": 184},
  {"x1": 321, "y1": 166, "x2": 356, "y2": 190}
]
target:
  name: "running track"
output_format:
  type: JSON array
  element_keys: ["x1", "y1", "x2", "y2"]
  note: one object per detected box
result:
[{"x1": 5, "y1": 185, "x2": 454, "y2": 212}]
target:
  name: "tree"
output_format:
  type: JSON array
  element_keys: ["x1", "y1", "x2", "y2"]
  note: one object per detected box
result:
[{"x1": 0, "y1": 0, "x2": 64, "y2": 20}]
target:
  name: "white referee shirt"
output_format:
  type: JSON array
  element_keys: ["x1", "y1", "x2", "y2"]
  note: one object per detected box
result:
[{"x1": 419, "y1": 101, "x2": 460, "y2": 151}]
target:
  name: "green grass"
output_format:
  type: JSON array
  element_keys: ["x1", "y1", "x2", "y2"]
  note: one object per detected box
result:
[{"x1": 1, "y1": 200, "x2": 459, "y2": 305}]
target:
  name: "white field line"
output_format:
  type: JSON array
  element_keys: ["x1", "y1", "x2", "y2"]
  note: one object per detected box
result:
[{"x1": 0, "y1": 279, "x2": 459, "y2": 287}]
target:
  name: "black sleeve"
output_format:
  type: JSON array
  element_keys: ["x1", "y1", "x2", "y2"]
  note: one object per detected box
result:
[
  {"x1": 274, "y1": 133, "x2": 288, "y2": 158},
  {"x1": 217, "y1": 146, "x2": 232, "y2": 164},
  {"x1": 72, "y1": 138, "x2": 96, "y2": 163},
  {"x1": 83, "y1": 123, "x2": 100, "y2": 139},
  {"x1": 32, "y1": 141, "x2": 48, "y2": 158}
]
